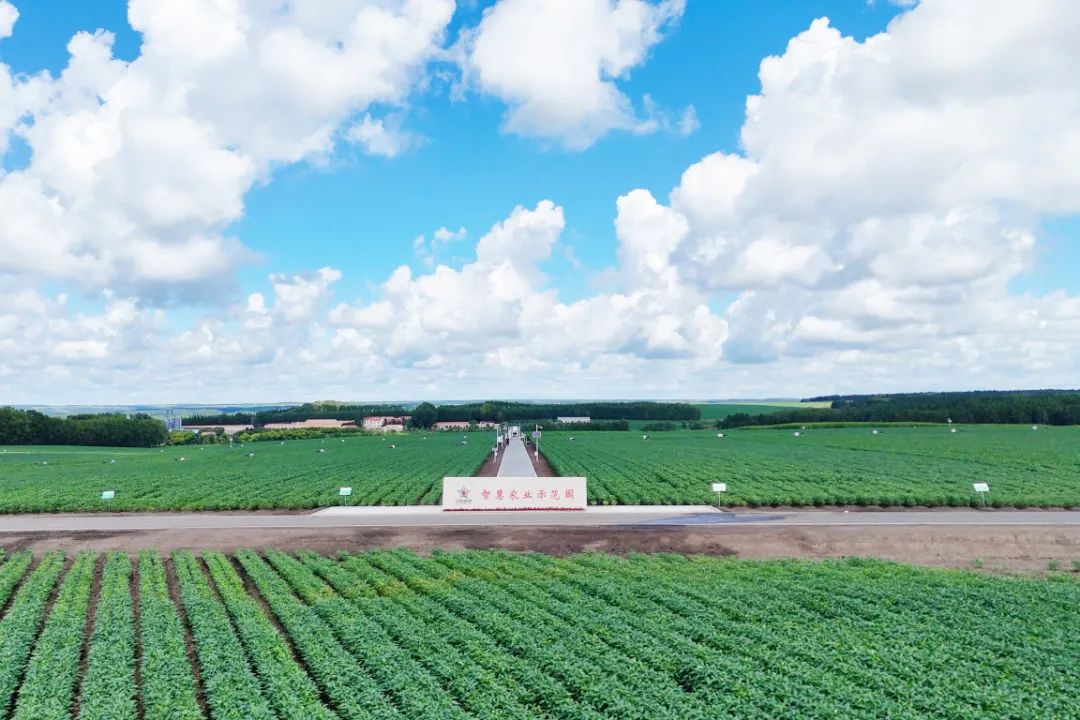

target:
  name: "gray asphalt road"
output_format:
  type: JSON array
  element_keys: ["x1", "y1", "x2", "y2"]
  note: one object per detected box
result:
[
  {"x1": 497, "y1": 437, "x2": 536, "y2": 477},
  {"x1": 0, "y1": 508, "x2": 1075, "y2": 532}
]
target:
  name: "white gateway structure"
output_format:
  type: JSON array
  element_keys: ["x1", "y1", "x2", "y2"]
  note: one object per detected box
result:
[
  {"x1": 442, "y1": 476, "x2": 587, "y2": 511},
  {"x1": 442, "y1": 431, "x2": 587, "y2": 510}
]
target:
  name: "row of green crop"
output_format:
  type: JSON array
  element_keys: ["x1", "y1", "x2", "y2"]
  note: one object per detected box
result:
[
  {"x1": 137, "y1": 552, "x2": 203, "y2": 720},
  {"x1": 202, "y1": 551, "x2": 335, "y2": 720},
  {"x1": 0, "y1": 552, "x2": 66, "y2": 719},
  {"x1": 233, "y1": 549, "x2": 403, "y2": 720},
  {"x1": 304, "y1": 552, "x2": 588, "y2": 719},
  {"x1": 12, "y1": 552, "x2": 95, "y2": 720},
  {"x1": 286, "y1": 550, "x2": 536, "y2": 720},
  {"x1": 349, "y1": 549, "x2": 1079, "y2": 719},
  {"x1": 77, "y1": 553, "x2": 137, "y2": 719},
  {"x1": 542, "y1": 427, "x2": 1080, "y2": 507},
  {"x1": 361, "y1": 549, "x2": 714, "y2": 719},
  {"x1": 0, "y1": 432, "x2": 490, "y2": 512},
  {"x1": 173, "y1": 551, "x2": 274, "y2": 719},
  {"x1": 0, "y1": 550, "x2": 1075, "y2": 720},
  {"x1": 258, "y1": 549, "x2": 470, "y2": 719}
]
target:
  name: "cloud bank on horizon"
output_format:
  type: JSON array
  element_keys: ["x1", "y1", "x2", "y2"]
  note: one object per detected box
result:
[{"x1": 0, "y1": 0, "x2": 1078, "y2": 403}]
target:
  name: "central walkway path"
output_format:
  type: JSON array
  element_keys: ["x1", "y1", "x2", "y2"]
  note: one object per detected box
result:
[{"x1": 497, "y1": 437, "x2": 537, "y2": 477}]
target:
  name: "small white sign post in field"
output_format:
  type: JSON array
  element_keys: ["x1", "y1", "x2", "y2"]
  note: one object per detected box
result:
[
  {"x1": 711, "y1": 482, "x2": 727, "y2": 508},
  {"x1": 338, "y1": 486, "x2": 352, "y2": 506},
  {"x1": 973, "y1": 482, "x2": 989, "y2": 507},
  {"x1": 101, "y1": 490, "x2": 115, "y2": 501}
]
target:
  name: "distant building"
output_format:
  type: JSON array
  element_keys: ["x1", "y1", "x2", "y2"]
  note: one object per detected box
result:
[
  {"x1": 434, "y1": 421, "x2": 498, "y2": 431},
  {"x1": 434, "y1": 421, "x2": 471, "y2": 430},
  {"x1": 264, "y1": 419, "x2": 356, "y2": 430},
  {"x1": 163, "y1": 410, "x2": 183, "y2": 432},
  {"x1": 182, "y1": 424, "x2": 252, "y2": 435},
  {"x1": 362, "y1": 415, "x2": 410, "y2": 431},
  {"x1": 556, "y1": 416, "x2": 591, "y2": 424}
]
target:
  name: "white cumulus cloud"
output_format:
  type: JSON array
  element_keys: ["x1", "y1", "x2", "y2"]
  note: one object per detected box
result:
[
  {"x1": 460, "y1": 0, "x2": 685, "y2": 149},
  {"x1": 0, "y1": 0, "x2": 454, "y2": 299},
  {"x1": 4, "y1": 0, "x2": 1080, "y2": 402},
  {"x1": 628, "y1": 0, "x2": 1080, "y2": 389}
]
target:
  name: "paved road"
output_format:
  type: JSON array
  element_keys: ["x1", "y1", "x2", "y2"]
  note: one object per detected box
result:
[
  {"x1": 0, "y1": 507, "x2": 1075, "y2": 532},
  {"x1": 497, "y1": 437, "x2": 537, "y2": 477}
]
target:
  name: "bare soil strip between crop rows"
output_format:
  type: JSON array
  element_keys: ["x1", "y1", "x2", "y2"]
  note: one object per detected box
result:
[
  {"x1": 129, "y1": 557, "x2": 144, "y2": 720},
  {"x1": 2, "y1": 524, "x2": 1076, "y2": 574},
  {"x1": 164, "y1": 555, "x2": 209, "y2": 719},
  {"x1": 70, "y1": 554, "x2": 103, "y2": 720}
]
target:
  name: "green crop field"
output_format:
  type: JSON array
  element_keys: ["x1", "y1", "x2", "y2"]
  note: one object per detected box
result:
[
  {"x1": 542, "y1": 426, "x2": 1080, "y2": 507},
  {"x1": 0, "y1": 549, "x2": 1073, "y2": 720},
  {"x1": 3, "y1": 425, "x2": 1078, "y2": 510},
  {"x1": 0, "y1": 433, "x2": 489, "y2": 512}
]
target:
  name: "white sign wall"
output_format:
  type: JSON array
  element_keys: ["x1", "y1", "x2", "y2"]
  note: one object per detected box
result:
[{"x1": 442, "y1": 476, "x2": 587, "y2": 511}]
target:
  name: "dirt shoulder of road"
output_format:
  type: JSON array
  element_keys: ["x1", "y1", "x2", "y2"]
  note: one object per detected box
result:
[
  {"x1": 3, "y1": 524, "x2": 1077, "y2": 575},
  {"x1": 474, "y1": 448, "x2": 500, "y2": 477}
]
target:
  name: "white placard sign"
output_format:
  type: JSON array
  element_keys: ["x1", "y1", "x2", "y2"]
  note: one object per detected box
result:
[
  {"x1": 442, "y1": 476, "x2": 587, "y2": 511},
  {"x1": 972, "y1": 482, "x2": 990, "y2": 493},
  {"x1": 101, "y1": 490, "x2": 115, "y2": 500},
  {"x1": 531, "y1": 430, "x2": 541, "y2": 439},
  {"x1": 338, "y1": 487, "x2": 352, "y2": 496},
  {"x1": 711, "y1": 482, "x2": 727, "y2": 493}
]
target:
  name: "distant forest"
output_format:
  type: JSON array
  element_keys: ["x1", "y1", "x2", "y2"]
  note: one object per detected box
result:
[
  {"x1": 182, "y1": 400, "x2": 700, "y2": 427},
  {"x1": 0, "y1": 408, "x2": 168, "y2": 447},
  {"x1": 720, "y1": 390, "x2": 1080, "y2": 428},
  {"x1": 434, "y1": 401, "x2": 700, "y2": 423},
  {"x1": 182, "y1": 402, "x2": 409, "y2": 426}
]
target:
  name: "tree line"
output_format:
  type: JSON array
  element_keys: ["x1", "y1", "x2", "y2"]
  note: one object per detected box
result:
[
  {"x1": 0, "y1": 407, "x2": 168, "y2": 447},
  {"x1": 183, "y1": 400, "x2": 700, "y2": 429},
  {"x1": 431, "y1": 401, "x2": 700, "y2": 424},
  {"x1": 182, "y1": 402, "x2": 410, "y2": 426},
  {"x1": 720, "y1": 389, "x2": 1080, "y2": 428},
  {"x1": 181, "y1": 412, "x2": 255, "y2": 425}
]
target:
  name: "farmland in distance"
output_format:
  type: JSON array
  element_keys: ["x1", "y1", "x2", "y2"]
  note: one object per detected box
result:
[
  {"x1": 541, "y1": 426, "x2": 1080, "y2": 507},
  {"x1": 0, "y1": 432, "x2": 489, "y2": 512},
  {"x1": 3, "y1": 425, "x2": 1079, "y2": 511},
  {"x1": 0, "y1": 548, "x2": 1073, "y2": 720}
]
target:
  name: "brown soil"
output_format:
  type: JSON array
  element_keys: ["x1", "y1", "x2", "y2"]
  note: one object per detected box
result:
[
  {"x1": 165, "y1": 553, "x2": 209, "y2": 719},
  {"x1": 129, "y1": 556, "x2": 144, "y2": 720},
  {"x1": 474, "y1": 448, "x2": 500, "y2": 477},
  {"x1": 71, "y1": 554, "x2": 104, "y2": 719},
  {"x1": 2, "y1": 525, "x2": 1076, "y2": 575}
]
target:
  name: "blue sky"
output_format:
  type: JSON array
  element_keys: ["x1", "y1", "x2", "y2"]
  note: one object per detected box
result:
[
  {"x1": 0, "y1": 0, "x2": 1078, "y2": 403},
  {"x1": 3, "y1": 0, "x2": 913, "y2": 304}
]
